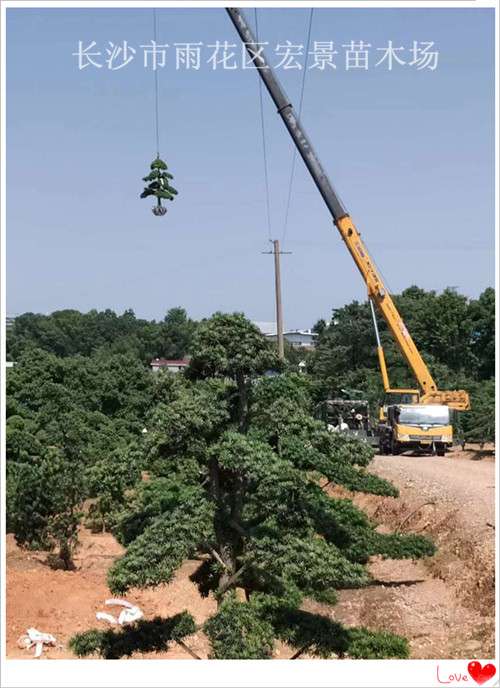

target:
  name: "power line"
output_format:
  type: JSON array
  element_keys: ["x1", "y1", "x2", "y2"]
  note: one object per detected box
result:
[
  {"x1": 255, "y1": 9, "x2": 272, "y2": 241},
  {"x1": 153, "y1": 9, "x2": 160, "y2": 157},
  {"x1": 281, "y1": 8, "x2": 314, "y2": 247}
]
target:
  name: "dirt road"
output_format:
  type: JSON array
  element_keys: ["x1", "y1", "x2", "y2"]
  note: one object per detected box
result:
[
  {"x1": 318, "y1": 450, "x2": 496, "y2": 659},
  {"x1": 371, "y1": 453, "x2": 495, "y2": 537}
]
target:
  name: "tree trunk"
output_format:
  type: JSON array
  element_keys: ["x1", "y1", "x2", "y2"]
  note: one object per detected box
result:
[
  {"x1": 209, "y1": 457, "x2": 236, "y2": 607},
  {"x1": 59, "y1": 541, "x2": 74, "y2": 570}
]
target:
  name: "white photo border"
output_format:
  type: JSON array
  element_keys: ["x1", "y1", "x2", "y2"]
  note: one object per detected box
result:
[{"x1": 1, "y1": 1, "x2": 498, "y2": 687}]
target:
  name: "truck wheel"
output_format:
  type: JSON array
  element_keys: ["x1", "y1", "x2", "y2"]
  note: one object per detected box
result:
[
  {"x1": 391, "y1": 441, "x2": 400, "y2": 456},
  {"x1": 436, "y1": 446, "x2": 445, "y2": 457}
]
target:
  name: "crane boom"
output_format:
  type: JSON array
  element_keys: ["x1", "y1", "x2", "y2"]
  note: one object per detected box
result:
[{"x1": 227, "y1": 7, "x2": 469, "y2": 411}]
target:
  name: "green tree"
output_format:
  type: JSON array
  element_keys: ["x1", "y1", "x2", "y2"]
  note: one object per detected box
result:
[
  {"x1": 469, "y1": 287, "x2": 495, "y2": 379},
  {"x1": 74, "y1": 313, "x2": 434, "y2": 660},
  {"x1": 309, "y1": 286, "x2": 495, "y2": 411},
  {"x1": 140, "y1": 157, "x2": 178, "y2": 215},
  {"x1": 85, "y1": 442, "x2": 143, "y2": 533},
  {"x1": 395, "y1": 287, "x2": 474, "y2": 373},
  {"x1": 10, "y1": 441, "x2": 84, "y2": 569},
  {"x1": 187, "y1": 312, "x2": 280, "y2": 429},
  {"x1": 7, "y1": 307, "x2": 198, "y2": 363},
  {"x1": 460, "y1": 379, "x2": 495, "y2": 447},
  {"x1": 158, "y1": 307, "x2": 197, "y2": 360},
  {"x1": 5, "y1": 347, "x2": 151, "y2": 549}
]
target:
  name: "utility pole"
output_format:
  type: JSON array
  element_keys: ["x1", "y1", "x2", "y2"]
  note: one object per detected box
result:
[{"x1": 262, "y1": 239, "x2": 291, "y2": 360}]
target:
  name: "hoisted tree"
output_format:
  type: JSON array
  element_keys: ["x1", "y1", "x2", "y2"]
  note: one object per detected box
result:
[
  {"x1": 71, "y1": 313, "x2": 435, "y2": 660},
  {"x1": 140, "y1": 157, "x2": 178, "y2": 216}
]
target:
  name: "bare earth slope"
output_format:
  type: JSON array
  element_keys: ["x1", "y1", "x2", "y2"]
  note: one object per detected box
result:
[{"x1": 320, "y1": 450, "x2": 495, "y2": 659}]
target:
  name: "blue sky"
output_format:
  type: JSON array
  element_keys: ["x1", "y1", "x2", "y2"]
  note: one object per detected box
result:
[{"x1": 7, "y1": 7, "x2": 495, "y2": 328}]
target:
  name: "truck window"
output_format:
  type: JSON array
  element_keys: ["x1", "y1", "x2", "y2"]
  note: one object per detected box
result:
[{"x1": 398, "y1": 406, "x2": 450, "y2": 426}]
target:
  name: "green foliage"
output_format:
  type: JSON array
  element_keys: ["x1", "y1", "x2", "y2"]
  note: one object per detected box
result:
[
  {"x1": 103, "y1": 316, "x2": 434, "y2": 659},
  {"x1": 69, "y1": 613, "x2": 195, "y2": 659},
  {"x1": 327, "y1": 465, "x2": 399, "y2": 497},
  {"x1": 7, "y1": 307, "x2": 197, "y2": 362},
  {"x1": 160, "y1": 307, "x2": 197, "y2": 361},
  {"x1": 369, "y1": 532, "x2": 436, "y2": 561},
  {"x1": 345, "y1": 627, "x2": 409, "y2": 659},
  {"x1": 210, "y1": 431, "x2": 279, "y2": 481},
  {"x1": 5, "y1": 326, "x2": 162, "y2": 553},
  {"x1": 145, "y1": 378, "x2": 232, "y2": 464},
  {"x1": 244, "y1": 531, "x2": 369, "y2": 598},
  {"x1": 468, "y1": 287, "x2": 495, "y2": 379},
  {"x1": 7, "y1": 308, "x2": 440, "y2": 659},
  {"x1": 204, "y1": 594, "x2": 275, "y2": 659},
  {"x1": 5, "y1": 415, "x2": 42, "y2": 462},
  {"x1": 205, "y1": 594, "x2": 409, "y2": 660},
  {"x1": 9, "y1": 446, "x2": 84, "y2": 567},
  {"x1": 250, "y1": 372, "x2": 313, "y2": 413},
  {"x1": 395, "y1": 287, "x2": 473, "y2": 372},
  {"x1": 250, "y1": 394, "x2": 396, "y2": 497},
  {"x1": 108, "y1": 495, "x2": 215, "y2": 593},
  {"x1": 309, "y1": 286, "x2": 495, "y2": 411},
  {"x1": 188, "y1": 312, "x2": 279, "y2": 382},
  {"x1": 302, "y1": 491, "x2": 435, "y2": 565},
  {"x1": 85, "y1": 443, "x2": 142, "y2": 532},
  {"x1": 272, "y1": 606, "x2": 409, "y2": 659},
  {"x1": 460, "y1": 379, "x2": 495, "y2": 445},
  {"x1": 151, "y1": 157, "x2": 168, "y2": 170},
  {"x1": 114, "y1": 477, "x2": 208, "y2": 546},
  {"x1": 8, "y1": 458, "x2": 55, "y2": 549},
  {"x1": 140, "y1": 158, "x2": 178, "y2": 204}
]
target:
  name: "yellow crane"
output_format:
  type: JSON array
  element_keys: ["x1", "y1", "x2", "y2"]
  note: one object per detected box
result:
[
  {"x1": 227, "y1": 8, "x2": 470, "y2": 455},
  {"x1": 341, "y1": 229, "x2": 469, "y2": 411}
]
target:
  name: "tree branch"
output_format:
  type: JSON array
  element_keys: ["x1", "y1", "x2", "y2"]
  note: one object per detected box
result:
[
  {"x1": 175, "y1": 639, "x2": 202, "y2": 660},
  {"x1": 396, "y1": 501, "x2": 435, "y2": 532},
  {"x1": 290, "y1": 642, "x2": 313, "y2": 659},
  {"x1": 216, "y1": 562, "x2": 248, "y2": 596},
  {"x1": 228, "y1": 518, "x2": 248, "y2": 537},
  {"x1": 209, "y1": 547, "x2": 229, "y2": 570}
]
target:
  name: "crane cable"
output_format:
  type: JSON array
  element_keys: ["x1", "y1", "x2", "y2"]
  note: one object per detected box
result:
[
  {"x1": 282, "y1": 8, "x2": 314, "y2": 247},
  {"x1": 153, "y1": 8, "x2": 161, "y2": 157},
  {"x1": 254, "y1": 9, "x2": 272, "y2": 241}
]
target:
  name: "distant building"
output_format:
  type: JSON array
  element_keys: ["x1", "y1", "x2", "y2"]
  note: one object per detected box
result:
[
  {"x1": 267, "y1": 329, "x2": 318, "y2": 350},
  {"x1": 150, "y1": 358, "x2": 190, "y2": 374},
  {"x1": 253, "y1": 322, "x2": 317, "y2": 350},
  {"x1": 5, "y1": 318, "x2": 16, "y2": 369},
  {"x1": 253, "y1": 321, "x2": 277, "y2": 336}
]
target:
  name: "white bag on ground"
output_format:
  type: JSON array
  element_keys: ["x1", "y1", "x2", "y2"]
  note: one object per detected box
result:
[
  {"x1": 95, "y1": 598, "x2": 143, "y2": 626},
  {"x1": 17, "y1": 628, "x2": 56, "y2": 657}
]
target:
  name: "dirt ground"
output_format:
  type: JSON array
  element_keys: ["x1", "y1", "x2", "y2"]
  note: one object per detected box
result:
[
  {"x1": 5, "y1": 445, "x2": 496, "y2": 660},
  {"x1": 321, "y1": 445, "x2": 496, "y2": 659}
]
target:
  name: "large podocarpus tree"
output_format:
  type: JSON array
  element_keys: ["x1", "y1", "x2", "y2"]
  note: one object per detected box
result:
[{"x1": 71, "y1": 313, "x2": 435, "y2": 659}]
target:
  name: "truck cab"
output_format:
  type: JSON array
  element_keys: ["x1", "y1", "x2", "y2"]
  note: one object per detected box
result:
[
  {"x1": 379, "y1": 403, "x2": 453, "y2": 456},
  {"x1": 379, "y1": 389, "x2": 420, "y2": 422}
]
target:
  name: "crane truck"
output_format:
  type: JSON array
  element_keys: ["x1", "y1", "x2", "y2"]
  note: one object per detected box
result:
[{"x1": 227, "y1": 8, "x2": 470, "y2": 455}]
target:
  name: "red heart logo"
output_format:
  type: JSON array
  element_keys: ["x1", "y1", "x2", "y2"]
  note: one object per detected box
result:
[{"x1": 468, "y1": 662, "x2": 496, "y2": 685}]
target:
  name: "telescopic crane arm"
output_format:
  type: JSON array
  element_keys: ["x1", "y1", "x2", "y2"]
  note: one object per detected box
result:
[{"x1": 227, "y1": 7, "x2": 469, "y2": 411}]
